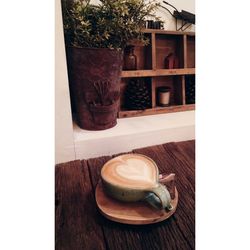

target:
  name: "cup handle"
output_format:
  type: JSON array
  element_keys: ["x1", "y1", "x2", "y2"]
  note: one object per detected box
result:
[
  {"x1": 159, "y1": 173, "x2": 175, "y2": 183},
  {"x1": 145, "y1": 184, "x2": 172, "y2": 210},
  {"x1": 159, "y1": 173, "x2": 176, "y2": 199},
  {"x1": 144, "y1": 173, "x2": 176, "y2": 210}
]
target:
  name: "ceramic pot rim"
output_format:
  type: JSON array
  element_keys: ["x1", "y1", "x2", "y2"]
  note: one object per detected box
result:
[{"x1": 67, "y1": 45, "x2": 122, "y2": 52}]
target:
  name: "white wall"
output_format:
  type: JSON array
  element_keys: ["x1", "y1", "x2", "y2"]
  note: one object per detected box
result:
[
  {"x1": 155, "y1": 0, "x2": 195, "y2": 31},
  {"x1": 90, "y1": 0, "x2": 195, "y2": 32},
  {"x1": 55, "y1": 0, "x2": 76, "y2": 164}
]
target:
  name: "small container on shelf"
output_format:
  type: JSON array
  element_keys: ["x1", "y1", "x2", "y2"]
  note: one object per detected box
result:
[
  {"x1": 146, "y1": 20, "x2": 164, "y2": 29},
  {"x1": 153, "y1": 21, "x2": 164, "y2": 29},
  {"x1": 165, "y1": 53, "x2": 179, "y2": 69},
  {"x1": 123, "y1": 46, "x2": 137, "y2": 70},
  {"x1": 157, "y1": 86, "x2": 171, "y2": 107},
  {"x1": 146, "y1": 20, "x2": 154, "y2": 29}
]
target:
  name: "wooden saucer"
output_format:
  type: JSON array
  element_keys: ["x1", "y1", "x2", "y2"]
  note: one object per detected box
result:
[{"x1": 95, "y1": 181, "x2": 178, "y2": 225}]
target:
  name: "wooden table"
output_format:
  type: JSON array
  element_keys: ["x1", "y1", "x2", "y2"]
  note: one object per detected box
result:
[{"x1": 55, "y1": 140, "x2": 195, "y2": 250}]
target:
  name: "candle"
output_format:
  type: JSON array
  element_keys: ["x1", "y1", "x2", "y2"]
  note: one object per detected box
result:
[{"x1": 157, "y1": 87, "x2": 171, "y2": 106}]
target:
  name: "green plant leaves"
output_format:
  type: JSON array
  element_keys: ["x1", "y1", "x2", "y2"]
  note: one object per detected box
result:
[{"x1": 62, "y1": 0, "x2": 160, "y2": 49}]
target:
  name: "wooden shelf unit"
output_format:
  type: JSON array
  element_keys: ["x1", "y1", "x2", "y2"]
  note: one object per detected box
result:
[{"x1": 119, "y1": 29, "x2": 195, "y2": 118}]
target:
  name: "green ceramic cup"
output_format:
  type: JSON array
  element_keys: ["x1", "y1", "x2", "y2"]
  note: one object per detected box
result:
[{"x1": 101, "y1": 154, "x2": 173, "y2": 210}]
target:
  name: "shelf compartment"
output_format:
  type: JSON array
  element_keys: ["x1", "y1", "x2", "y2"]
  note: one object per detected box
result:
[
  {"x1": 119, "y1": 77, "x2": 152, "y2": 111},
  {"x1": 185, "y1": 75, "x2": 195, "y2": 104},
  {"x1": 154, "y1": 76, "x2": 184, "y2": 107},
  {"x1": 187, "y1": 35, "x2": 195, "y2": 68},
  {"x1": 121, "y1": 68, "x2": 195, "y2": 78},
  {"x1": 118, "y1": 104, "x2": 195, "y2": 118},
  {"x1": 155, "y1": 34, "x2": 184, "y2": 70},
  {"x1": 123, "y1": 34, "x2": 152, "y2": 70}
]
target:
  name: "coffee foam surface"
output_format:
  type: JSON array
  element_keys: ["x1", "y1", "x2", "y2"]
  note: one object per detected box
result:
[{"x1": 101, "y1": 154, "x2": 158, "y2": 189}]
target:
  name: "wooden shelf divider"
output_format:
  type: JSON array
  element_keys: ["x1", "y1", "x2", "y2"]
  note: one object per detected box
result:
[
  {"x1": 183, "y1": 35, "x2": 188, "y2": 68},
  {"x1": 181, "y1": 75, "x2": 186, "y2": 105},
  {"x1": 151, "y1": 78, "x2": 156, "y2": 108},
  {"x1": 121, "y1": 68, "x2": 195, "y2": 78},
  {"x1": 118, "y1": 104, "x2": 195, "y2": 118},
  {"x1": 151, "y1": 33, "x2": 156, "y2": 70},
  {"x1": 143, "y1": 29, "x2": 195, "y2": 36}
]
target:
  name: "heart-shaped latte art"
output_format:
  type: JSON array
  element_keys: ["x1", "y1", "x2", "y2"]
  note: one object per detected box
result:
[
  {"x1": 114, "y1": 157, "x2": 157, "y2": 186},
  {"x1": 102, "y1": 154, "x2": 158, "y2": 188},
  {"x1": 116, "y1": 159, "x2": 153, "y2": 183}
]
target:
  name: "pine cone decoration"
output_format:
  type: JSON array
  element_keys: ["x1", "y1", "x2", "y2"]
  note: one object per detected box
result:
[
  {"x1": 185, "y1": 76, "x2": 195, "y2": 104},
  {"x1": 125, "y1": 79, "x2": 151, "y2": 110}
]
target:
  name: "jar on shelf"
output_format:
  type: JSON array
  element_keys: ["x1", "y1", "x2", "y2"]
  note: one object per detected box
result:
[
  {"x1": 123, "y1": 46, "x2": 137, "y2": 70},
  {"x1": 153, "y1": 21, "x2": 164, "y2": 29},
  {"x1": 146, "y1": 20, "x2": 154, "y2": 29},
  {"x1": 157, "y1": 87, "x2": 171, "y2": 107}
]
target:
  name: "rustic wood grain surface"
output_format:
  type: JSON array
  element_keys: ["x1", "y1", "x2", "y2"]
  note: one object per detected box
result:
[{"x1": 55, "y1": 140, "x2": 195, "y2": 250}]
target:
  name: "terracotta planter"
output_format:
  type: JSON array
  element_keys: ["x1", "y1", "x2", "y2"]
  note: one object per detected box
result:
[{"x1": 66, "y1": 47, "x2": 123, "y2": 130}]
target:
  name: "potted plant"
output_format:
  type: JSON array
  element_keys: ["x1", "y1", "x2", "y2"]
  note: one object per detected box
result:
[{"x1": 62, "y1": 0, "x2": 159, "y2": 130}]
